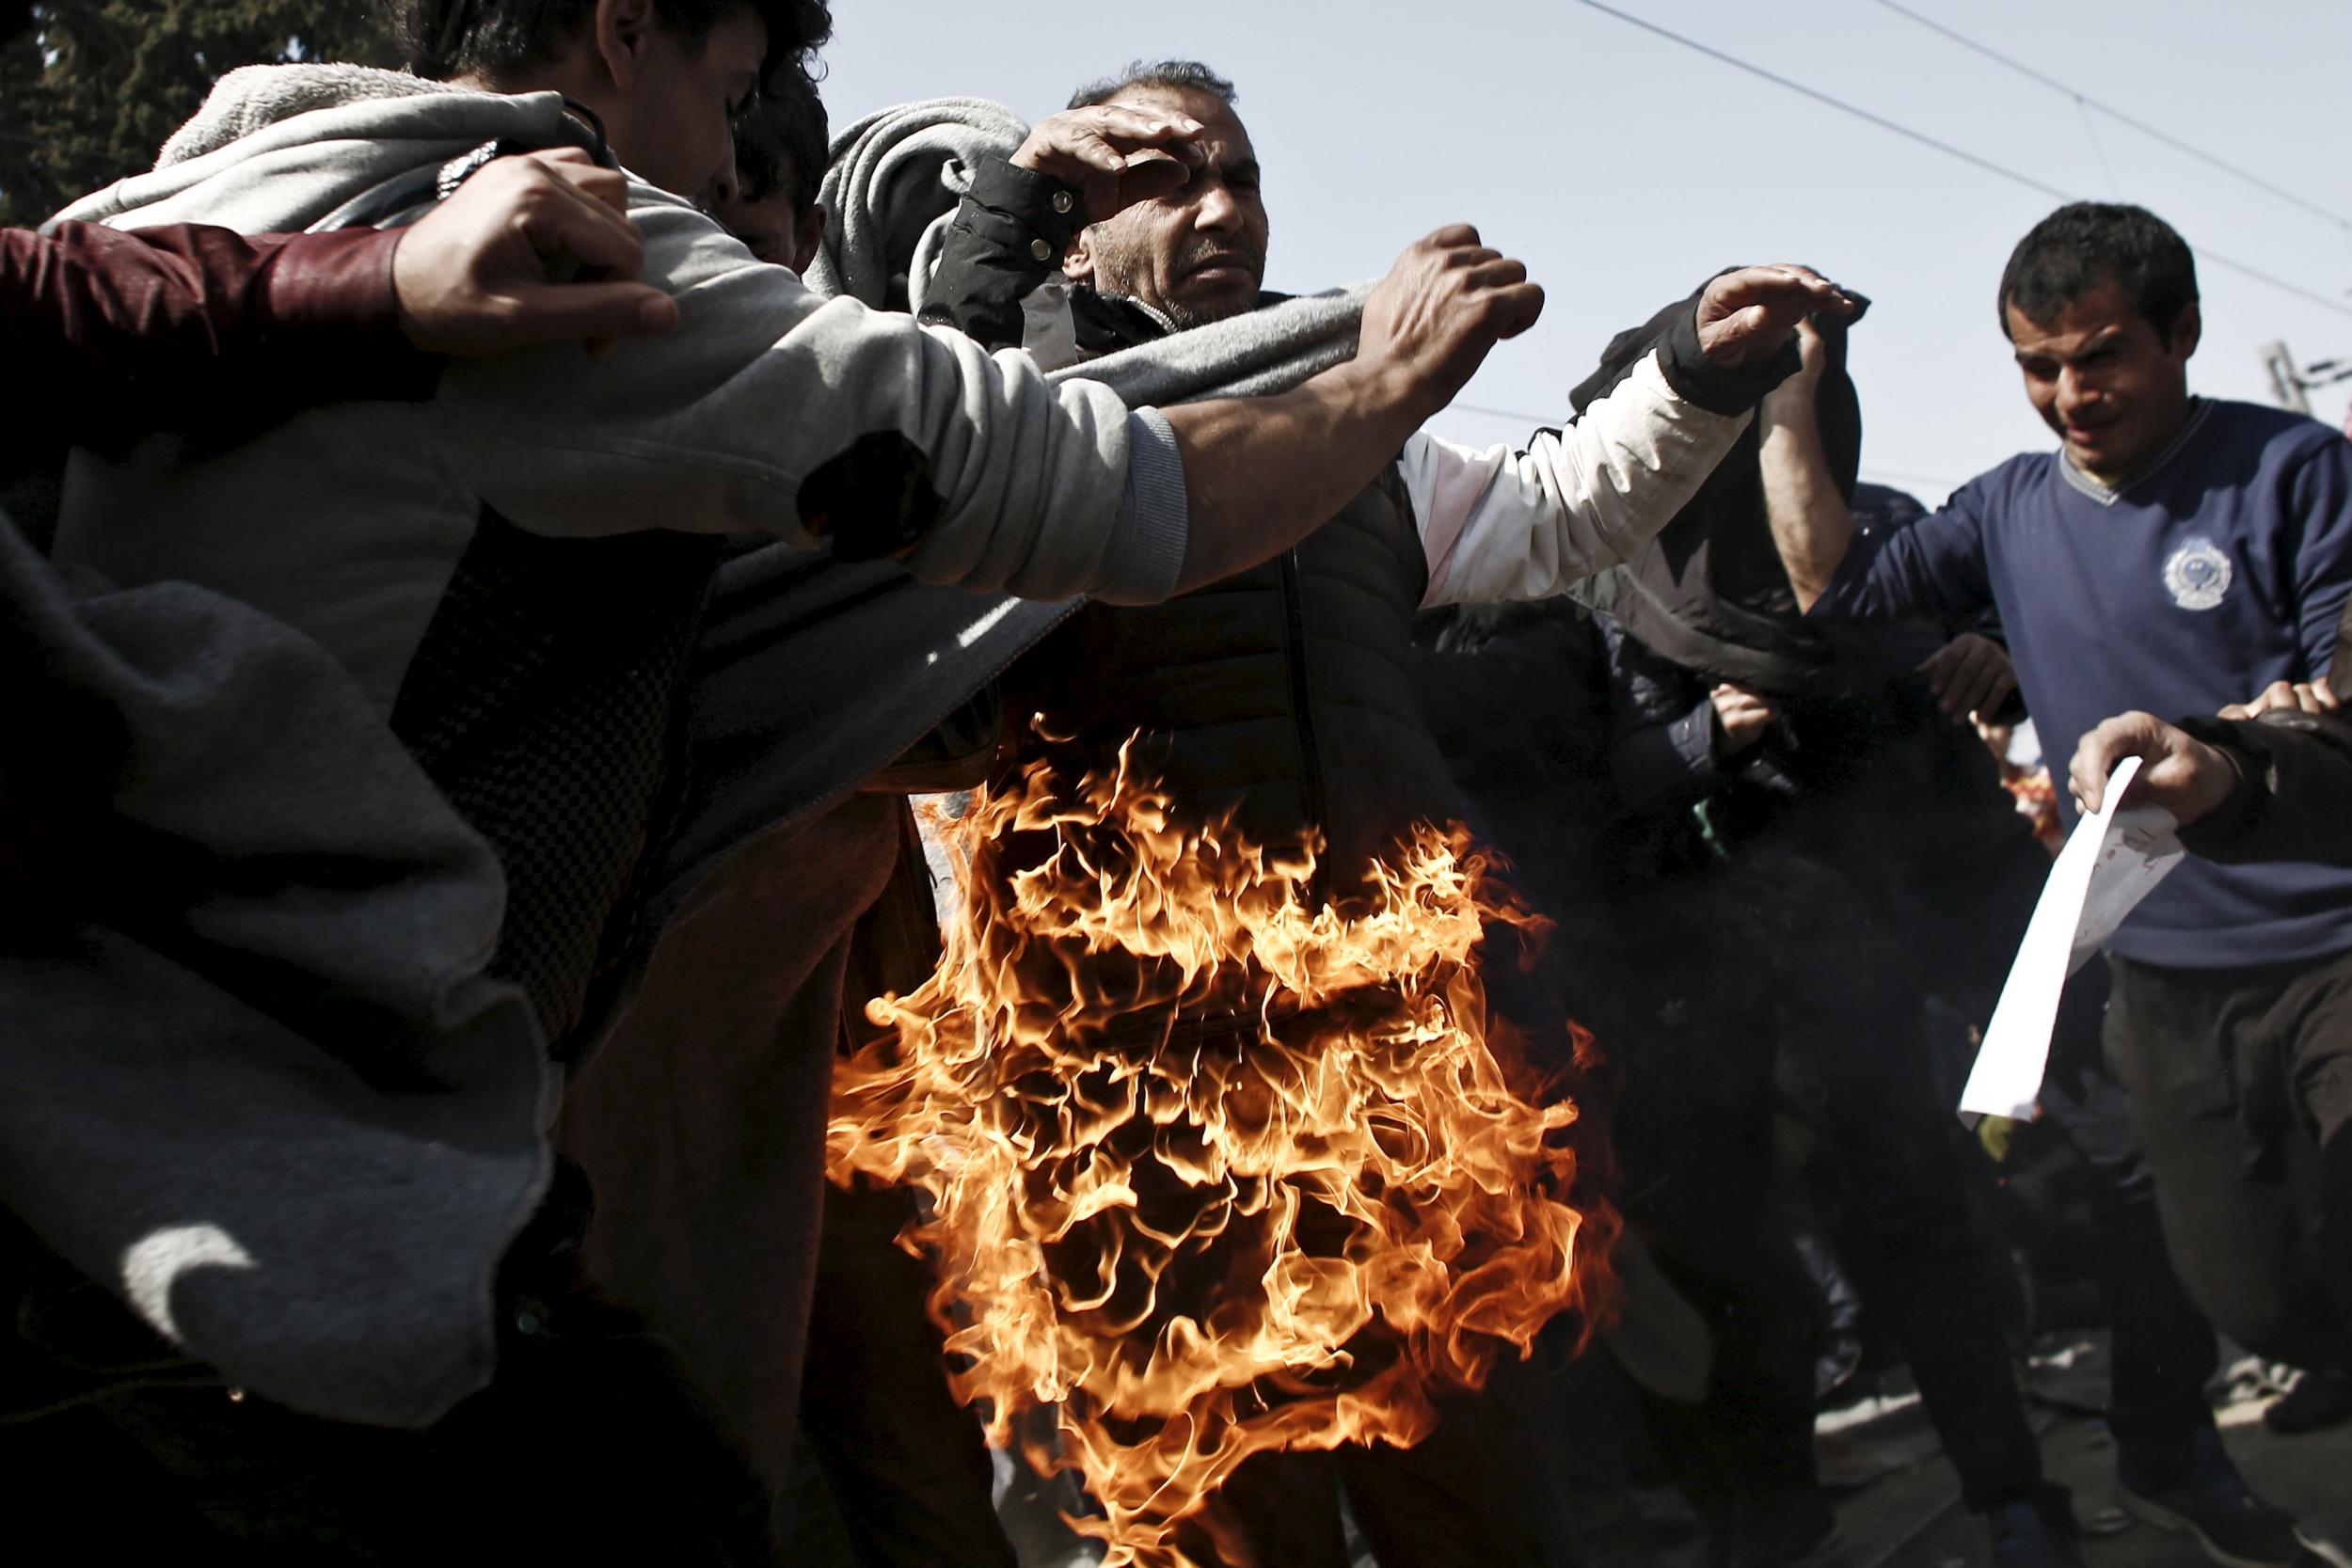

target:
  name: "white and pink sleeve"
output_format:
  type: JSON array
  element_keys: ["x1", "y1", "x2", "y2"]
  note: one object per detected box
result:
[{"x1": 1405, "y1": 350, "x2": 1751, "y2": 607}]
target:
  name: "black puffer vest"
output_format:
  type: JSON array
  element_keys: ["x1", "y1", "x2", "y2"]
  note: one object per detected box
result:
[{"x1": 1004, "y1": 466, "x2": 1464, "y2": 897}]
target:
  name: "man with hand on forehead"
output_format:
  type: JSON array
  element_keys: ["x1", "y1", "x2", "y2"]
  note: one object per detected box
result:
[
  {"x1": 927, "y1": 59, "x2": 1850, "y2": 887},
  {"x1": 922, "y1": 57, "x2": 1854, "y2": 1568}
]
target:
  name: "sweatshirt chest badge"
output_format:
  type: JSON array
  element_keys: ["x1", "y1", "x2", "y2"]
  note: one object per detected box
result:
[{"x1": 2162, "y1": 537, "x2": 2233, "y2": 611}]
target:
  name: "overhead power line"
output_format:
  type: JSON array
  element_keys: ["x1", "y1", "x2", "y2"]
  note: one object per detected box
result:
[
  {"x1": 1565, "y1": 0, "x2": 2352, "y2": 323},
  {"x1": 1869, "y1": 0, "x2": 2352, "y2": 235},
  {"x1": 1567, "y1": 0, "x2": 2068, "y2": 203}
]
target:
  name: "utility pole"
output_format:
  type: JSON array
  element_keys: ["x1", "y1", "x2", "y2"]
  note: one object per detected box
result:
[{"x1": 2261, "y1": 341, "x2": 2313, "y2": 415}]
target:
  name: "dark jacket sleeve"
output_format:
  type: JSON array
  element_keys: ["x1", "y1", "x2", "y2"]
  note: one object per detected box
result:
[
  {"x1": 2173, "y1": 710, "x2": 2352, "y2": 865},
  {"x1": 914, "y1": 157, "x2": 1086, "y2": 351},
  {"x1": 1602, "y1": 615, "x2": 1726, "y2": 812},
  {"x1": 2, "y1": 221, "x2": 428, "y2": 476}
]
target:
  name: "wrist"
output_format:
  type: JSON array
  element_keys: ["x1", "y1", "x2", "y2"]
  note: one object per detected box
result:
[
  {"x1": 1331, "y1": 353, "x2": 1440, "y2": 434},
  {"x1": 2183, "y1": 738, "x2": 2244, "y2": 823},
  {"x1": 1661, "y1": 305, "x2": 1801, "y2": 415},
  {"x1": 273, "y1": 227, "x2": 409, "y2": 343},
  {"x1": 976, "y1": 154, "x2": 1085, "y2": 239}
]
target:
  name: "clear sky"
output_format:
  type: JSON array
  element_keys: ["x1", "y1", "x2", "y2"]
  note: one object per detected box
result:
[{"x1": 811, "y1": 0, "x2": 2352, "y2": 504}]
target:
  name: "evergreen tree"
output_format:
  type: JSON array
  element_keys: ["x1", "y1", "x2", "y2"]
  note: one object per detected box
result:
[{"x1": 0, "y1": 1, "x2": 397, "y2": 226}]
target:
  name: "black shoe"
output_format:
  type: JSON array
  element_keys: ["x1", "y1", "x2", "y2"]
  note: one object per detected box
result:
[
  {"x1": 1986, "y1": 1486, "x2": 2086, "y2": 1568},
  {"x1": 2263, "y1": 1369, "x2": 2352, "y2": 1435},
  {"x1": 2118, "y1": 1426, "x2": 2299, "y2": 1568}
]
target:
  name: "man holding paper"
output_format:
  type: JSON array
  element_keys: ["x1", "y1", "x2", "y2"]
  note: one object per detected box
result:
[{"x1": 1766, "y1": 201, "x2": 2352, "y2": 1567}]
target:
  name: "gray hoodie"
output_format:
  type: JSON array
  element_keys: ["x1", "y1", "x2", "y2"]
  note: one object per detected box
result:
[{"x1": 49, "y1": 65, "x2": 1186, "y2": 714}]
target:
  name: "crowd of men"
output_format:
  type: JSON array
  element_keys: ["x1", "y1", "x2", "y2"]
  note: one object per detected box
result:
[{"x1": 3, "y1": 2, "x2": 2348, "y2": 1565}]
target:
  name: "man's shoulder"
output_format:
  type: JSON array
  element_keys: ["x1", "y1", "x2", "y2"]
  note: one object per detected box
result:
[
  {"x1": 2196, "y1": 395, "x2": 2352, "y2": 467},
  {"x1": 1947, "y1": 448, "x2": 2058, "y2": 519}
]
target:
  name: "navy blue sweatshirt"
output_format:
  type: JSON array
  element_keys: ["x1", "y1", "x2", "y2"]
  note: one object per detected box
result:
[{"x1": 1814, "y1": 398, "x2": 2352, "y2": 969}]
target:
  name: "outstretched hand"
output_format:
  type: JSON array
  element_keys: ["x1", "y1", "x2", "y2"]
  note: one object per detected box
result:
[
  {"x1": 1009, "y1": 105, "x2": 1208, "y2": 228},
  {"x1": 392, "y1": 148, "x2": 680, "y2": 359},
  {"x1": 1696, "y1": 264, "x2": 1859, "y2": 369},
  {"x1": 1357, "y1": 224, "x2": 1546, "y2": 421}
]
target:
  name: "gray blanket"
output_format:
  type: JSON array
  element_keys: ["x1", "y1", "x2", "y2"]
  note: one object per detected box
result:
[
  {"x1": 808, "y1": 96, "x2": 1029, "y2": 309},
  {"x1": 0, "y1": 516, "x2": 552, "y2": 1430}
]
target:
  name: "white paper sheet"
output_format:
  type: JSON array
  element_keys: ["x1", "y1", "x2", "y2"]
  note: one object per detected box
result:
[{"x1": 1959, "y1": 756, "x2": 2185, "y2": 1121}]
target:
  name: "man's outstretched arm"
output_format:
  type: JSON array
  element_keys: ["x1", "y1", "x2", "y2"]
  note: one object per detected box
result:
[
  {"x1": 1756, "y1": 321, "x2": 1853, "y2": 611},
  {"x1": 1404, "y1": 266, "x2": 1860, "y2": 606},
  {"x1": 5, "y1": 149, "x2": 675, "y2": 472},
  {"x1": 440, "y1": 218, "x2": 1543, "y2": 607},
  {"x1": 1757, "y1": 319, "x2": 1998, "y2": 636},
  {"x1": 1161, "y1": 225, "x2": 1544, "y2": 592}
]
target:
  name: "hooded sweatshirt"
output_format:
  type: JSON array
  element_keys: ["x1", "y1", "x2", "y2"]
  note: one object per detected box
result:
[{"x1": 47, "y1": 65, "x2": 1187, "y2": 717}]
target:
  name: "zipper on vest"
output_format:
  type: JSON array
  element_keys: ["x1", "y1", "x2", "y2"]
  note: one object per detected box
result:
[{"x1": 1278, "y1": 547, "x2": 1330, "y2": 895}]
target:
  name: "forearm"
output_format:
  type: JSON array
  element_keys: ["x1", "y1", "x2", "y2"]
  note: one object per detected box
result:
[
  {"x1": 4, "y1": 224, "x2": 421, "y2": 447},
  {"x1": 445, "y1": 205, "x2": 1168, "y2": 601},
  {"x1": 2174, "y1": 712, "x2": 2352, "y2": 865},
  {"x1": 1160, "y1": 358, "x2": 1431, "y2": 591},
  {"x1": 1758, "y1": 394, "x2": 1853, "y2": 611},
  {"x1": 1415, "y1": 354, "x2": 1752, "y2": 606}
]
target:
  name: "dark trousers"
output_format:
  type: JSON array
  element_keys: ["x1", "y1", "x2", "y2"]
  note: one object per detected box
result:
[
  {"x1": 2037, "y1": 964, "x2": 2223, "y2": 1481},
  {"x1": 1875, "y1": 826, "x2": 2232, "y2": 1487},
  {"x1": 1175, "y1": 1351, "x2": 1581, "y2": 1568},
  {"x1": 1602, "y1": 847, "x2": 2042, "y2": 1516},
  {"x1": 2106, "y1": 946, "x2": 2352, "y2": 1374},
  {"x1": 781, "y1": 1179, "x2": 1015, "y2": 1568},
  {"x1": 1583, "y1": 863, "x2": 1848, "y2": 1529},
  {"x1": 1766, "y1": 850, "x2": 2044, "y2": 1514}
]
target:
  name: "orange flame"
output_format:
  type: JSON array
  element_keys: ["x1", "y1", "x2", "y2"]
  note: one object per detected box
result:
[{"x1": 827, "y1": 746, "x2": 1617, "y2": 1565}]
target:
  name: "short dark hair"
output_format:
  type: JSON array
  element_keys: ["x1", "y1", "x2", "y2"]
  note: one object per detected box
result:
[
  {"x1": 391, "y1": 0, "x2": 831, "y2": 89},
  {"x1": 1066, "y1": 58, "x2": 1236, "y2": 112},
  {"x1": 1998, "y1": 201, "x2": 2200, "y2": 343},
  {"x1": 734, "y1": 69, "x2": 828, "y2": 212}
]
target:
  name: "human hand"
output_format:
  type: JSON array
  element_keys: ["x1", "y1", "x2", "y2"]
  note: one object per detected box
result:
[
  {"x1": 393, "y1": 148, "x2": 681, "y2": 359},
  {"x1": 2219, "y1": 678, "x2": 2340, "y2": 721},
  {"x1": 1356, "y1": 225, "x2": 1546, "y2": 421},
  {"x1": 1919, "y1": 633, "x2": 2019, "y2": 721},
  {"x1": 1695, "y1": 265, "x2": 1859, "y2": 370},
  {"x1": 1710, "y1": 684, "x2": 1780, "y2": 753},
  {"x1": 2068, "y1": 711, "x2": 2239, "y2": 823},
  {"x1": 1009, "y1": 104, "x2": 1206, "y2": 227}
]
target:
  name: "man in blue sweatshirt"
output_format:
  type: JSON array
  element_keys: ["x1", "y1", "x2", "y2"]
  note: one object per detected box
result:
[{"x1": 1769, "y1": 201, "x2": 2352, "y2": 1568}]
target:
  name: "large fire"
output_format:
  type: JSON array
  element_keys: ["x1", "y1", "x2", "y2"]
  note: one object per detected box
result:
[{"x1": 827, "y1": 745, "x2": 1617, "y2": 1565}]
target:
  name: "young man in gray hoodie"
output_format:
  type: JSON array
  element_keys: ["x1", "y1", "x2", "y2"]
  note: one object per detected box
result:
[{"x1": 24, "y1": 0, "x2": 1552, "y2": 1559}]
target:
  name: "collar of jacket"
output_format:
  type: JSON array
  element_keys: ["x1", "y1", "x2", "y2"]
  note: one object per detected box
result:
[{"x1": 1072, "y1": 287, "x2": 1295, "y2": 358}]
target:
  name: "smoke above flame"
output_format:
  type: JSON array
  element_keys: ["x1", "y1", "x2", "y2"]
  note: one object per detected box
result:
[{"x1": 827, "y1": 746, "x2": 1617, "y2": 1565}]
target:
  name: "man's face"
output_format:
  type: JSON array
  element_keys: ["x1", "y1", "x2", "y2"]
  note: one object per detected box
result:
[
  {"x1": 595, "y1": 3, "x2": 769, "y2": 207},
  {"x1": 2006, "y1": 277, "x2": 2200, "y2": 483},
  {"x1": 1068, "y1": 86, "x2": 1268, "y2": 327},
  {"x1": 714, "y1": 175, "x2": 827, "y2": 273}
]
